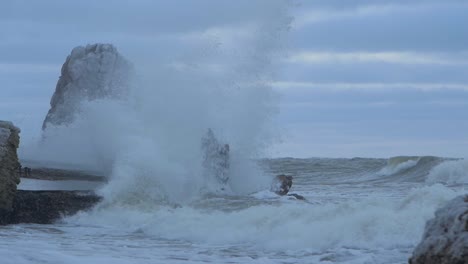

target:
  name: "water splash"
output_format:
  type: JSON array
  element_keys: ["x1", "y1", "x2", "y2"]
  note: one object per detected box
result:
[{"x1": 24, "y1": 1, "x2": 292, "y2": 204}]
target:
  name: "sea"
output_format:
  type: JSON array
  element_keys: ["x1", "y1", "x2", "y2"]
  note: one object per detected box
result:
[{"x1": 1, "y1": 156, "x2": 467, "y2": 264}]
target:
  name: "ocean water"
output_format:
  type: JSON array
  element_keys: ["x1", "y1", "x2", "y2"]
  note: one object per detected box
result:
[
  {"x1": 4, "y1": 3, "x2": 466, "y2": 262},
  {"x1": 1, "y1": 156, "x2": 467, "y2": 264}
]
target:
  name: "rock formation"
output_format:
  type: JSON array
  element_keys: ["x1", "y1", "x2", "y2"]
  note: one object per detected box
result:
[
  {"x1": 0, "y1": 121, "x2": 21, "y2": 214},
  {"x1": 409, "y1": 194, "x2": 468, "y2": 264},
  {"x1": 201, "y1": 129, "x2": 230, "y2": 185},
  {"x1": 42, "y1": 43, "x2": 133, "y2": 130},
  {"x1": 271, "y1": 174, "x2": 293, "y2": 196}
]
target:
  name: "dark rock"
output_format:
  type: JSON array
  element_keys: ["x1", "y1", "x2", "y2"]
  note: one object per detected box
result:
[
  {"x1": 0, "y1": 121, "x2": 21, "y2": 212},
  {"x1": 409, "y1": 194, "x2": 468, "y2": 264},
  {"x1": 271, "y1": 174, "x2": 293, "y2": 196},
  {"x1": 288, "y1": 193, "x2": 306, "y2": 200},
  {"x1": 0, "y1": 190, "x2": 101, "y2": 225}
]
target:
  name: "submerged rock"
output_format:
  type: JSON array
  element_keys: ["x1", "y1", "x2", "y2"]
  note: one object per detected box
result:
[
  {"x1": 42, "y1": 43, "x2": 133, "y2": 130},
  {"x1": 201, "y1": 129, "x2": 230, "y2": 185},
  {"x1": 271, "y1": 174, "x2": 293, "y2": 196},
  {"x1": 287, "y1": 193, "x2": 306, "y2": 200},
  {"x1": 409, "y1": 194, "x2": 468, "y2": 264},
  {"x1": 0, "y1": 121, "x2": 21, "y2": 214}
]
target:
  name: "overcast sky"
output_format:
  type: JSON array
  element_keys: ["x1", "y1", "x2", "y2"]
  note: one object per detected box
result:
[{"x1": 1, "y1": 0, "x2": 468, "y2": 158}]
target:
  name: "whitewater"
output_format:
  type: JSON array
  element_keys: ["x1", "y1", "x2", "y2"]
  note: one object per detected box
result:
[{"x1": 0, "y1": 157, "x2": 466, "y2": 263}]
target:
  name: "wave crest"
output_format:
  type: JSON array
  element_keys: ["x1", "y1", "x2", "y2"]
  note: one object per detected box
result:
[{"x1": 426, "y1": 159, "x2": 468, "y2": 185}]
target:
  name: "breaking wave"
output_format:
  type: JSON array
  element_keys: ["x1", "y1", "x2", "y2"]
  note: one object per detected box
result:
[
  {"x1": 377, "y1": 156, "x2": 420, "y2": 176},
  {"x1": 68, "y1": 183, "x2": 464, "y2": 251},
  {"x1": 426, "y1": 159, "x2": 468, "y2": 185}
]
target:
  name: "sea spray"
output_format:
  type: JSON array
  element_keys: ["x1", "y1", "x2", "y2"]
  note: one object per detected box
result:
[
  {"x1": 24, "y1": 1, "x2": 292, "y2": 203},
  {"x1": 426, "y1": 159, "x2": 468, "y2": 185}
]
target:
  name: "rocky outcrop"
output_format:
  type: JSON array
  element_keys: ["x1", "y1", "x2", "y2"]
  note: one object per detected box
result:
[
  {"x1": 409, "y1": 194, "x2": 468, "y2": 264},
  {"x1": 201, "y1": 129, "x2": 230, "y2": 185},
  {"x1": 42, "y1": 43, "x2": 133, "y2": 130},
  {"x1": 271, "y1": 174, "x2": 293, "y2": 195},
  {"x1": 0, "y1": 121, "x2": 20, "y2": 213}
]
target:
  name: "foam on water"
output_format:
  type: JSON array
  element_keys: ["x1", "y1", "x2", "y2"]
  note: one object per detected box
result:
[
  {"x1": 67, "y1": 183, "x2": 464, "y2": 252},
  {"x1": 426, "y1": 159, "x2": 468, "y2": 185},
  {"x1": 4, "y1": 157, "x2": 467, "y2": 263}
]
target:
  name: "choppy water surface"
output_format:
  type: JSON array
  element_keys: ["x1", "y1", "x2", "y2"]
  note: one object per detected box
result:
[{"x1": 1, "y1": 156, "x2": 467, "y2": 264}]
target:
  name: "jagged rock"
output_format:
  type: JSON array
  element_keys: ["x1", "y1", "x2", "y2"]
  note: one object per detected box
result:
[
  {"x1": 42, "y1": 43, "x2": 133, "y2": 130},
  {"x1": 271, "y1": 174, "x2": 293, "y2": 196},
  {"x1": 0, "y1": 121, "x2": 20, "y2": 213},
  {"x1": 409, "y1": 194, "x2": 468, "y2": 264},
  {"x1": 201, "y1": 129, "x2": 230, "y2": 185}
]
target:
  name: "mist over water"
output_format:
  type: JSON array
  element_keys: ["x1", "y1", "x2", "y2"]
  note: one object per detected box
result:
[{"x1": 22, "y1": 1, "x2": 291, "y2": 204}]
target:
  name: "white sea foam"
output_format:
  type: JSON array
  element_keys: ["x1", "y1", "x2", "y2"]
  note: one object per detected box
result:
[
  {"x1": 426, "y1": 159, "x2": 468, "y2": 185},
  {"x1": 67, "y1": 183, "x2": 463, "y2": 252}
]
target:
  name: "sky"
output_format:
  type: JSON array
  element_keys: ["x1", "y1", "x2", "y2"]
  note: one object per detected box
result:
[{"x1": 1, "y1": 0, "x2": 468, "y2": 158}]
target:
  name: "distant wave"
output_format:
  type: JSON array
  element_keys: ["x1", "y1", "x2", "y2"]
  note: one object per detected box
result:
[
  {"x1": 377, "y1": 156, "x2": 420, "y2": 176},
  {"x1": 261, "y1": 156, "x2": 447, "y2": 184}
]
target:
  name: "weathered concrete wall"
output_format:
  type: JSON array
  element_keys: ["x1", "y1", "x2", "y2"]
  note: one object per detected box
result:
[{"x1": 9, "y1": 190, "x2": 101, "y2": 224}]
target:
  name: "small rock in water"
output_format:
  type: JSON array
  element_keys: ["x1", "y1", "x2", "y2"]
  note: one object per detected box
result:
[
  {"x1": 287, "y1": 193, "x2": 306, "y2": 201},
  {"x1": 271, "y1": 174, "x2": 293, "y2": 196}
]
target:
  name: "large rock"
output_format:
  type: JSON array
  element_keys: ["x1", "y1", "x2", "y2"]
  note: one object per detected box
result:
[
  {"x1": 42, "y1": 43, "x2": 133, "y2": 130},
  {"x1": 0, "y1": 121, "x2": 20, "y2": 213},
  {"x1": 409, "y1": 194, "x2": 468, "y2": 264}
]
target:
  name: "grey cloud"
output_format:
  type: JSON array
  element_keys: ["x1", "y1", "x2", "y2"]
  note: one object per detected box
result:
[
  {"x1": 292, "y1": 2, "x2": 468, "y2": 52},
  {"x1": 2, "y1": 0, "x2": 287, "y2": 34},
  {"x1": 279, "y1": 62, "x2": 468, "y2": 83},
  {"x1": 298, "y1": 0, "x2": 467, "y2": 10}
]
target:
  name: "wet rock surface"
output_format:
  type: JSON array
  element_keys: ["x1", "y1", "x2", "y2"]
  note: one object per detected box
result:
[
  {"x1": 0, "y1": 121, "x2": 21, "y2": 212},
  {"x1": 409, "y1": 194, "x2": 468, "y2": 264},
  {"x1": 271, "y1": 174, "x2": 293, "y2": 196},
  {"x1": 1, "y1": 190, "x2": 100, "y2": 225}
]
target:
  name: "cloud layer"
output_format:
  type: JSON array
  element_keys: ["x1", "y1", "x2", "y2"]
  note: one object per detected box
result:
[{"x1": 1, "y1": 0, "x2": 467, "y2": 158}]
